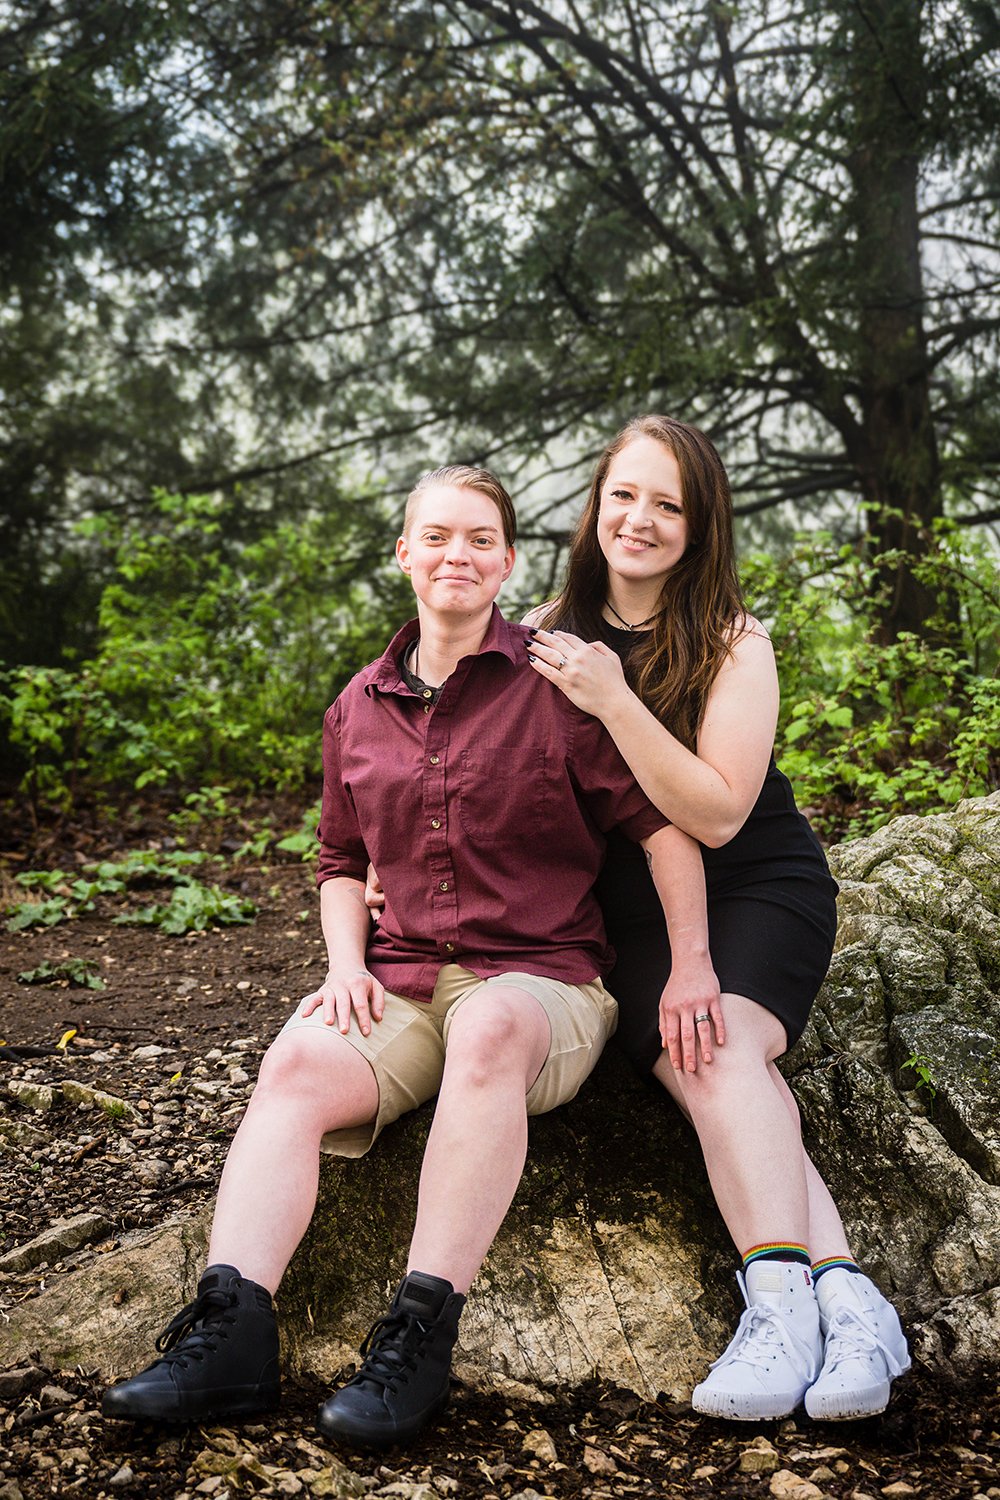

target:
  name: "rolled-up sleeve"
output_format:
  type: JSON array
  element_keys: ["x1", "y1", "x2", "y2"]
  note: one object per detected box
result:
[
  {"x1": 316, "y1": 700, "x2": 370, "y2": 886},
  {"x1": 567, "y1": 711, "x2": 669, "y2": 844}
]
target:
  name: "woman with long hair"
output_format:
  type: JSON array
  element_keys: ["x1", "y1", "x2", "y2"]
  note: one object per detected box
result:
[{"x1": 524, "y1": 414, "x2": 909, "y2": 1422}]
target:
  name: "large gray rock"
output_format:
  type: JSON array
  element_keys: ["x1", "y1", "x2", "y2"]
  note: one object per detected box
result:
[
  {"x1": 3, "y1": 794, "x2": 998, "y2": 1395},
  {"x1": 786, "y1": 791, "x2": 1000, "y2": 1380}
]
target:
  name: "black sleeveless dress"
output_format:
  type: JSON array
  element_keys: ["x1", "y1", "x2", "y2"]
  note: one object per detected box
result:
[{"x1": 595, "y1": 623, "x2": 838, "y2": 1070}]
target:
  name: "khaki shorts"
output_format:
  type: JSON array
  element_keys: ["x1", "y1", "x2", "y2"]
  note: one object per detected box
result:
[{"x1": 279, "y1": 964, "x2": 617, "y2": 1158}]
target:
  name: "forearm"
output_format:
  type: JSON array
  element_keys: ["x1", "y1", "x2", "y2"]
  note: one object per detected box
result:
[
  {"x1": 641, "y1": 825, "x2": 724, "y2": 1072},
  {"x1": 319, "y1": 876, "x2": 373, "y2": 972},
  {"x1": 606, "y1": 690, "x2": 745, "y2": 846},
  {"x1": 641, "y1": 824, "x2": 710, "y2": 963}
]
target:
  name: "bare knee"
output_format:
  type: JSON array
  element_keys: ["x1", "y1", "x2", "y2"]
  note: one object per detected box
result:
[
  {"x1": 671, "y1": 1040, "x2": 770, "y2": 1121},
  {"x1": 255, "y1": 1029, "x2": 356, "y2": 1106},
  {"x1": 445, "y1": 996, "x2": 546, "y2": 1091}
]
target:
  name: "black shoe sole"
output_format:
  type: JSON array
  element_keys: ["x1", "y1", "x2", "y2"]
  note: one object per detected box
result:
[
  {"x1": 102, "y1": 1386, "x2": 281, "y2": 1423},
  {"x1": 316, "y1": 1389, "x2": 449, "y2": 1452}
]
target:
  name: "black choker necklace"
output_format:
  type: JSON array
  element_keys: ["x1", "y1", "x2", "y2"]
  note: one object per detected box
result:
[{"x1": 605, "y1": 601, "x2": 662, "y2": 632}]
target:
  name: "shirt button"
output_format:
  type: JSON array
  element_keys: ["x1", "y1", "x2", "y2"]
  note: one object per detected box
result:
[
  {"x1": 431, "y1": 818, "x2": 441, "y2": 829},
  {"x1": 439, "y1": 881, "x2": 449, "y2": 891},
  {"x1": 424, "y1": 705, "x2": 431, "y2": 714},
  {"x1": 429, "y1": 754, "x2": 440, "y2": 765},
  {"x1": 422, "y1": 688, "x2": 433, "y2": 699},
  {"x1": 445, "y1": 942, "x2": 455, "y2": 953}
]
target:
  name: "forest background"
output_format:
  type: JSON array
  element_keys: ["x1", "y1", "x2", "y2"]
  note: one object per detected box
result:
[{"x1": 2, "y1": 0, "x2": 999, "y2": 850}]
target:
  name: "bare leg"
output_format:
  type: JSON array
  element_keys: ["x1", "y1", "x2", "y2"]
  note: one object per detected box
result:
[
  {"x1": 406, "y1": 986, "x2": 551, "y2": 1293},
  {"x1": 767, "y1": 1061, "x2": 852, "y2": 1258},
  {"x1": 209, "y1": 1029, "x2": 379, "y2": 1293},
  {"x1": 652, "y1": 994, "x2": 809, "y2": 1251}
]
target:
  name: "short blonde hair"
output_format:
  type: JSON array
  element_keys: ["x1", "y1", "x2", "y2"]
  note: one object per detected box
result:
[{"x1": 403, "y1": 464, "x2": 517, "y2": 547}]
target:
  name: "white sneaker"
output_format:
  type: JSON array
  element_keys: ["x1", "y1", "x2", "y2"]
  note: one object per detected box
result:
[
  {"x1": 692, "y1": 1260, "x2": 822, "y2": 1420},
  {"x1": 804, "y1": 1269, "x2": 910, "y2": 1420}
]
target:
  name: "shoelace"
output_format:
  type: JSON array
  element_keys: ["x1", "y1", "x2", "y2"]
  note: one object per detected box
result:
[
  {"x1": 350, "y1": 1309, "x2": 429, "y2": 1392},
  {"x1": 821, "y1": 1305, "x2": 907, "y2": 1377},
  {"x1": 710, "y1": 1302, "x2": 820, "y2": 1379},
  {"x1": 152, "y1": 1286, "x2": 239, "y2": 1367}
]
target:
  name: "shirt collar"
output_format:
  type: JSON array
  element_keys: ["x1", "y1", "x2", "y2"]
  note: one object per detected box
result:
[{"x1": 365, "y1": 604, "x2": 522, "y2": 696}]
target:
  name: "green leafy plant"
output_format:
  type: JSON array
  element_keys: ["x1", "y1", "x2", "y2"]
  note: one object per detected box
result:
[
  {"x1": 13, "y1": 868, "x2": 81, "y2": 894},
  {"x1": 18, "y1": 959, "x2": 106, "y2": 990},
  {"x1": 114, "y1": 881, "x2": 257, "y2": 935},
  {"x1": 901, "y1": 1052, "x2": 938, "y2": 1100},
  {"x1": 5, "y1": 850, "x2": 222, "y2": 932},
  {"x1": 5, "y1": 896, "x2": 78, "y2": 933},
  {"x1": 5, "y1": 864, "x2": 133, "y2": 930},
  {"x1": 0, "y1": 662, "x2": 166, "y2": 822},
  {"x1": 742, "y1": 520, "x2": 1000, "y2": 841},
  {"x1": 168, "y1": 785, "x2": 235, "y2": 833},
  {"x1": 82, "y1": 849, "x2": 211, "y2": 887},
  {"x1": 275, "y1": 800, "x2": 322, "y2": 861},
  {"x1": 229, "y1": 826, "x2": 274, "y2": 862},
  {"x1": 1, "y1": 490, "x2": 411, "y2": 816}
]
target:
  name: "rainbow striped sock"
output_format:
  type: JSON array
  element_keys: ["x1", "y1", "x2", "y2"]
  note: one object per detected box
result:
[
  {"x1": 742, "y1": 1241, "x2": 811, "y2": 1269},
  {"x1": 812, "y1": 1255, "x2": 861, "y2": 1282}
]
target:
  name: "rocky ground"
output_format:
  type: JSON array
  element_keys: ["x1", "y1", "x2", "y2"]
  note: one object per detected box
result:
[{"x1": 1, "y1": 799, "x2": 999, "y2": 1500}]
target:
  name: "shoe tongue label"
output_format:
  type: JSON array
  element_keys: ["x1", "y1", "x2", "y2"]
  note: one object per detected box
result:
[
  {"x1": 402, "y1": 1284, "x2": 437, "y2": 1310},
  {"x1": 755, "y1": 1272, "x2": 783, "y2": 1294}
]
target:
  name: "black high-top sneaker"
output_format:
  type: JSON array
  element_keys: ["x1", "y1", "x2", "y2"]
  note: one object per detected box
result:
[
  {"x1": 317, "y1": 1271, "x2": 466, "y2": 1450},
  {"x1": 102, "y1": 1264, "x2": 280, "y2": 1421}
]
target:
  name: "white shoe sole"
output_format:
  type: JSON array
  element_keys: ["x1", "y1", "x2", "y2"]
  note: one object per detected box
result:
[
  {"x1": 692, "y1": 1381, "x2": 806, "y2": 1421},
  {"x1": 804, "y1": 1363, "x2": 910, "y2": 1421}
]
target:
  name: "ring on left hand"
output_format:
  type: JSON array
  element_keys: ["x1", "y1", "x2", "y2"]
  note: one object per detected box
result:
[
  {"x1": 694, "y1": 1013, "x2": 711, "y2": 1024},
  {"x1": 557, "y1": 656, "x2": 568, "y2": 669}
]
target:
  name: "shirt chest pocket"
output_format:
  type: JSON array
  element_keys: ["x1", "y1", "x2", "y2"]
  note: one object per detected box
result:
[{"x1": 458, "y1": 746, "x2": 559, "y2": 843}]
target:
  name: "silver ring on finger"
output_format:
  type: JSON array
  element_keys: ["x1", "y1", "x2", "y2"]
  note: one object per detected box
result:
[
  {"x1": 694, "y1": 1014, "x2": 711, "y2": 1024},
  {"x1": 558, "y1": 656, "x2": 568, "y2": 669}
]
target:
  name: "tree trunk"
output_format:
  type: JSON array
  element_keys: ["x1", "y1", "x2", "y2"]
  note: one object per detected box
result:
[{"x1": 848, "y1": 0, "x2": 950, "y2": 640}]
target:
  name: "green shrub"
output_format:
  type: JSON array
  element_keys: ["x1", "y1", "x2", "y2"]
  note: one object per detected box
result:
[
  {"x1": 4, "y1": 492, "x2": 996, "y2": 845},
  {"x1": 742, "y1": 520, "x2": 999, "y2": 840},
  {"x1": 1, "y1": 490, "x2": 412, "y2": 814}
]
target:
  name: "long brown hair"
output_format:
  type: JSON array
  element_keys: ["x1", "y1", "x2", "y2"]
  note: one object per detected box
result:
[{"x1": 542, "y1": 415, "x2": 745, "y2": 749}]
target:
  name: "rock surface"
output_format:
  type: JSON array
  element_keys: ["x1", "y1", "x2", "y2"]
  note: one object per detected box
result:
[
  {"x1": 3, "y1": 794, "x2": 998, "y2": 1395},
  {"x1": 0, "y1": 1212, "x2": 112, "y2": 1273},
  {"x1": 787, "y1": 791, "x2": 1000, "y2": 1382}
]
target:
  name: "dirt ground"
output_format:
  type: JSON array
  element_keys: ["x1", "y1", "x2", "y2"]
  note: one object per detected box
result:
[{"x1": 1, "y1": 797, "x2": 998, "y2": 1500}]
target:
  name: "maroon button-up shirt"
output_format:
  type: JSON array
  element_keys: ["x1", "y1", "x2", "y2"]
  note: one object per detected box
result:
[{"x1": 317, "y1": 606, "x2": 668, "y2": 1002}]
